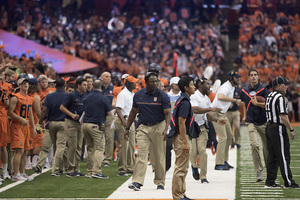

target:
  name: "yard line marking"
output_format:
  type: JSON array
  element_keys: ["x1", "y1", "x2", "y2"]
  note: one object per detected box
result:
[{"x1": 0, "y1": 168, "x2": 51, "y2": 193}]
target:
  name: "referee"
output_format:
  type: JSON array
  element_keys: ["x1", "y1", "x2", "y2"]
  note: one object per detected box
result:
[{"x1": 265, "y1": 76, "x2": 300, "y2": 189}]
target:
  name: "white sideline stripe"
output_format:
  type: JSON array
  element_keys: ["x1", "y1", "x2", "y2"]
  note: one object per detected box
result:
[
  {"x1": 0, "y1": 199, "x2": 105, "y2": 200},
  {"x1": 0, "y1": 168, "x2": 51, "y2": 193}
]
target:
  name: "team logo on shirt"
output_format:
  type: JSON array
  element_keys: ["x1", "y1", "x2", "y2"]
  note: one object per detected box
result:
[
  {"x1": 154, "y1": 97, "x2": 157, "y2": 102},
  {"x1": 249, "y1": 91, "x2": 256, "y2": 97},
  {"x1": 110, "y1": 91, "x2": 112, "y2": 94}
]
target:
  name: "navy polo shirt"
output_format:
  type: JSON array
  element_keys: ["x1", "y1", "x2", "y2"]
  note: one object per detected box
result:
[
  {"x1": 84, "y1": 88, "x2": 93, "y2": 96},
  {"x1": 133, "y1": 88, "x2": 170, "y2": 124},
  {"x1": 228, "y1": 88, "x2": 241, "y2": 112},
  {"x1": 177, "y1": 93, "x2": 195, "y2": 135},
  {"x1": 102, "y1": 84, "x2": 114, "y2": 105},
  {"x1": 43, "y1": 89, "x2": 67, "y2": 121},
  {"x1": 240, "y1": 83, "x2": 270, "y2": 125},
  {"x1": 62, "y1": 89, "x2": 85, "y2": 120},
  {"x1": 83, "y1": 90, "x2": 112, "y2": 124}
]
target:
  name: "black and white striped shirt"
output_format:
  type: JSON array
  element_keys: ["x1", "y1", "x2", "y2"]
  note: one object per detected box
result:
[{"x1": 265, "y1": 91, "x2": 288, "y2": 124}]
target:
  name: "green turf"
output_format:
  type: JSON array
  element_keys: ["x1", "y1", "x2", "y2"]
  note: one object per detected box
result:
[
  {"x1": 236, "y1": 126, "x2": 300, "y2": 200},
  {"x1": 0, "y1": 161, "x2": 131, "y2": 198}
]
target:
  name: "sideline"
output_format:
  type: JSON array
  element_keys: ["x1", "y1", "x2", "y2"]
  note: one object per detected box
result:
[{"x1": 0, "y1": 168, "x2": 51, "y2": 193}]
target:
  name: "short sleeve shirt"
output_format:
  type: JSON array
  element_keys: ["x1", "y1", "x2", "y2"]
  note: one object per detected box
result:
[
  {"x1": 115, "y1": 87, "x2": 134, "y2": 116},
  {"x1": 133, "y1": 88, "x2": 171, "y2": 124},
  {"x1": 62, "y1": 89, "x2": 85, "y2": 120},
  {"x1": 43, "y1": 89, "x2": 67, "y2": 121},
  {"x1": 102, "y1": 84, "x2": 114, "y2": 105},
  {"x1": 211, "y1": 80, "x2": 235, "y2": 113},
  {"x1": 190, "y1": 90, "x2": 211, "y2": 125}
]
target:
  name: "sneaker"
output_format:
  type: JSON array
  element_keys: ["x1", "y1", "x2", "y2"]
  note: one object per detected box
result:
[
  {"x1": 21, "y1": 173, "x2": 34, "y2": 181},
  {"x1": 92, "y1": 173, "x2": 109, "y2": 179},
  {"x1": 76, "y1": 172, "x2": 86, "y2": 177},
  {"x1": 264, "y1": 184, "x2": 281, "y2": 188},
  {"x1": 103, "y1": 163, "x2": 110, "y2": 167},
  {"x1": 284, "y1": 184, "x2": 300, "y2": 189},
  {"x1": 256, "y1": 170, "x2": 264, "y2": 182},
  {"x1": 51, "y1": 173, "x2": 61, "y2": 177},
  {"x1": 117, "y1": 172, "x2": 128, "y2": 176},
  {"x1": 214, "y1": 165, "x2": 230, "y2": 171},
  {"x1": 179, "y1": 196, "x2": 193, "y2": 200},
  {"x1": 129, "y1": 182, "x2": 142, "y2": 191},
  {"x1": 157, "y1": 185, "x2": 164, "y2": 190},
  {"x1": 66, "y1": 172, "x2": 79, "y2": 177},
  {"x1": 236, "y1": 144, "x2": 241, "y2": 149},
  {"x1": 12, "y1": 173, "x2": 28, "y2": 182},
  {"x1": 224, "y1": 161, "x2": 234, "y2": 169},
  {"x1": 43, "y1": 162, "x2": 51, "y2": 169},
  {"x1": 201, "y1": 179, "x2": 209, "y2": 183},
  {"x1": 3, "y1": 172, "x2": 11, "y2": 179},
  {"x1": 33, "y1": 165, "x2": 42, "y2": 173},
  {"x1": 191, "y1": 166, "x2": 200, "y2": 180},
  {"x1": 0, "y1": 177, "x2": 4, "y2": 182},
  {"x1": 125, "y1": 171, "x2": 133, "y2": 175}
]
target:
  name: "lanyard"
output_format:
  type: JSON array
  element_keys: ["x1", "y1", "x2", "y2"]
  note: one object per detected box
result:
[{"x1": 242, "y1": 87, "x2": 265, "y2": 111}]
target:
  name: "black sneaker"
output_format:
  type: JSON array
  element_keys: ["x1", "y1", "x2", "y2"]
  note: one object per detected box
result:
[
  {"x1": 66, "y1": 172, "x2": 79, "y2": 177},
  {"x1": 129, "y1": 182, "x2": 142, "y2": 191},
  {"x1": 191, "y1": 166, "x2": 200, "y2": 180},
  {"x1": 284, "y1": 184, "x2": 300, "y2": 189},
  {"x1": 92, "y1": 173, "x2": 109, "y2": 179},
  {"x1": 201, "y1": 179, "x2": 209, "y2": 183},
  {"x1": 51, "y1": 173, "x2": 61, "y2": 177},
  {"x1": 76, "y1": 172, "x2": 86, "y2": 177},
  {"x1": 117, "y1": 172, "x2": 128, "y2": 176},
  {"x1": 236, "y1": 144, "x2": 241, "y2": 149},
  {"x1": 264, "y1": 184, "x2": 281, "y2": 188},
  {"x1": 214, "y1": 165, "x2": 230, "y2": 171},
  {"x1": 103, "y1": 163, "x2": 110, "y2": 167},
  {"x1": 157, "y1": 185, "x2": 164, "y2": 190},
  {"x1": 224, "y1": 161, "x2": 234, "y2": 169},
  {"x1": 33, "y1": 165, "x2": 42, "y2": 173}
]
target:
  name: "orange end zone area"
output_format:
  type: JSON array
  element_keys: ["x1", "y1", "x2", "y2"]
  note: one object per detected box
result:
[{"x1": 291, "y1": 122, "x2": 300, "y2": 127}]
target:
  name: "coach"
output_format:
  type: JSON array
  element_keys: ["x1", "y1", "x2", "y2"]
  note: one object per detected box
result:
[{"x1": 126, "y1": 72, "x2": 171, "y2": 191}]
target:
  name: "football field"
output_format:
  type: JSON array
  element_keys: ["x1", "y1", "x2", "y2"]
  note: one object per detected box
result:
[{"x1": 1, "y1": 125, "x2": 300, "y2": 200}]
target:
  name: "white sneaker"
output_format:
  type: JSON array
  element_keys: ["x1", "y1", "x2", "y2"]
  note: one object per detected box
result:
[
  {"x1": 26, "y1": 163, "x2": 32, "y2": 170},
  {"x1": 12, "y1": 173, "x2": 28, "y2": 182},
  {"x1": 21, "y1": 173, "x2": 34, "y2": 181},
  {"x1": 3, "y1": 172, "x2": 11, "y2": 179},
  {"x1": 0, "y1": 177, "x2": 4, "y2": 182}
]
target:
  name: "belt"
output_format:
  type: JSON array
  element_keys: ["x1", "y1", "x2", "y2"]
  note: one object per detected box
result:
[
  {"x1": 141, "y1": 121, "x2": 163, "y2": 126},
  {"x1": 267, "y1": 122, "x2": 285, "y2": 126}
]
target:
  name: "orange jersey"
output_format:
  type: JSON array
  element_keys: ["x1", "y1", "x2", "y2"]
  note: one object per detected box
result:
[
  {"x1": 29, "y1": 92, "x2": 39, "y2": 124},
  {"x1": 11, "y1": 93, "x2": 34, "y2": 123},
  {"x1": 39, "y1": 87, "x2": 56, "y2": 102},
  {"x1": 0, "y1": 81, "x2": 12, "y2": 116}
]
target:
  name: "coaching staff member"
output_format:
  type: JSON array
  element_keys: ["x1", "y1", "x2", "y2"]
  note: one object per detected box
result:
[
  {"x1": 265, "y1": 76, "x2": 300, "y2": 189},
  {"x1": 60, "y1": 78, "x2": 87, "y2": 177},
  {"x1": 82, "y1": 80, "x2": 113, "y2": 179},
  {"x1": 126, "y1": 72, "x2": 171, "y2": 191},
  {"x1": 38, "y1": 78, "x2": 67, "y2": 176}
]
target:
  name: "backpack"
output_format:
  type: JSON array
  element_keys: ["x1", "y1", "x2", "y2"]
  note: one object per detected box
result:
[{"x1": 167, "y1": 95, "x2": 200, "y2": 138}]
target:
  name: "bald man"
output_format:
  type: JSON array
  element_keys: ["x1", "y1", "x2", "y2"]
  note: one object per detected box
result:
[{"x1": 101, "y1": 72, "x2": 116, "y2": 167}]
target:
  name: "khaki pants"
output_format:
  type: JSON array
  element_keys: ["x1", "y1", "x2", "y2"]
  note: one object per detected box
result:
[
  {"x1": 37, "y1": 129, "x2": 52, "y2": 168},
  {"x1": 82, "y1": 123, "x2": 105, "y2": 175},
  {"x1": 132, "y1": 121, "x2": 166, "y2": 186},
  {"x1": 103, "y1": 115, "x2": 115, "y2": 164},
  {"x1": 248, "y1": 123, "x2": 268, "y2": 171},
  {"x1": 114, "y1": 117, "x2": 135, "y2": 173},
  {"x1": 211, "y1": 112, "x2": 233, "y2": 165},
  {"x1": 64, "y1": 118, "x2": 83, "y2": 173},
  {"x1": 226, "y1": 110, "x2": 241, "y2": 145},
  {"x1": 172, "y1": 134, "x2": 192, "y2": 200},
  {"x1": 190, "y1": 125, "x2": 208, "y2": 179},
  {"x1": 49, "y1": 121, "x2": 66, "y2": 174}
]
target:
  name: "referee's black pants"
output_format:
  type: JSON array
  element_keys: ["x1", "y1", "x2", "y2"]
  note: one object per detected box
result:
[{"x1": 265, "y1": 123, "x2": 296, "y2": 187}]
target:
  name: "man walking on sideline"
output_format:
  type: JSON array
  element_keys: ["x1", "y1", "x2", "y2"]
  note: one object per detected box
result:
[
  {"x1": 240, "y1": 69, "x2": 270, "y2": 182},
  {"x1": 126, "y1": 72, "x2": 171, "y2": 191}
]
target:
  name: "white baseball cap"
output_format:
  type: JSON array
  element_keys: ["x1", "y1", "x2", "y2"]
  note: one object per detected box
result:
[{"x1": 170, "y1": 77, "x2": 180, "y2": 85}]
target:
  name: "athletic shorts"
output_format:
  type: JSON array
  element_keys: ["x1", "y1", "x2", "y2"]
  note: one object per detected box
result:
[{"x1": 10, "y1": 122, "x2": 33, "y2": 150}]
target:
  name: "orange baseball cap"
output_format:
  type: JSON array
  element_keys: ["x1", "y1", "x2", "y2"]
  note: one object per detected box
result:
[{"x1": 127, "y1": 76, "x2": 139, "y2": 83}]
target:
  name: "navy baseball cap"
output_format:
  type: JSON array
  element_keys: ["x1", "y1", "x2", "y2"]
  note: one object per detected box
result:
[
  {"x1": 272, "y1": 76, "x2": 291, "y2": 87},
  {"x1": 227, "y1": 70, "x2": 242, "y2": 79},
  {"x1": 29, "y1": 78, "x2": 38, "y2": 85}
]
